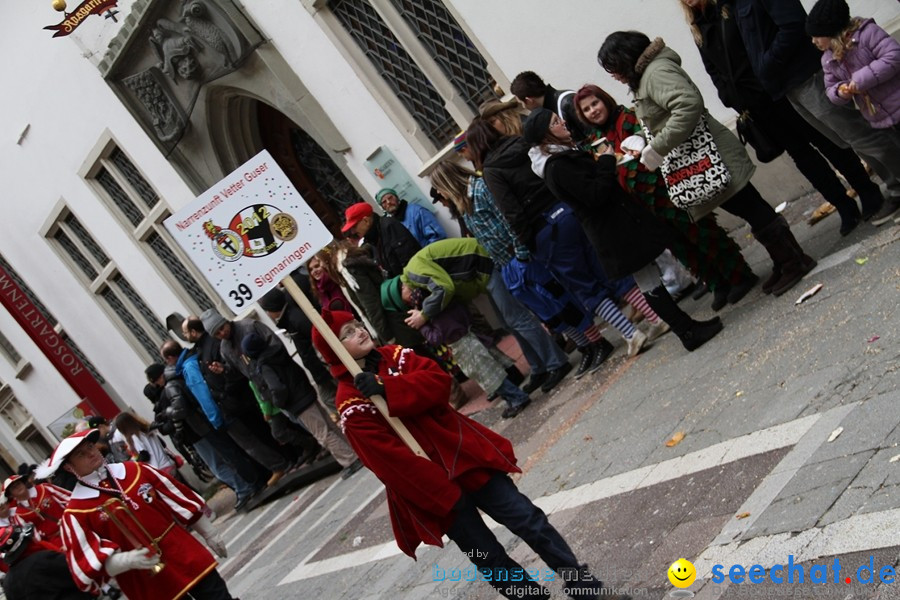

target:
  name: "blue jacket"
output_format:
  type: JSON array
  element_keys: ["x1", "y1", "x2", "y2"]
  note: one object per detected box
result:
[
  {"x1": 393, "y1": 200, "x2": 446, "y2": 247},
  {"x1": 729, "y1": 0, "x2": 823, "y2": 100},
  {"x1": 176, "y1": 349, "x2": 225, "y2": 429}
]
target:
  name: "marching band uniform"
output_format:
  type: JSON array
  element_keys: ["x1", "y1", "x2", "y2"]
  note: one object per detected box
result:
[
  {"x1": 43, "y1": 429, "x2": 233, "y2": 600},
  {"x1": 3, "y1": 476, "x2": 69, "y2": 550}
]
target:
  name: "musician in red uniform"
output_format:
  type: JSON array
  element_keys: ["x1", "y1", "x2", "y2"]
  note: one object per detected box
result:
[
  {"x1": 3, "y1": 474, "x2": 69, "y2": 550},
  {"x1": 42, "y1": 429, "x2": 235, "y2": 600}
]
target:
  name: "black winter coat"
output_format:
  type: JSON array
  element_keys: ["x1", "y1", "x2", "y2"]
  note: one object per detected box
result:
[
  {"x1": 363, "y1": 214, "x2": 421, "y2": 278},
  {"x1": 273, "y1": 298, "x2": 333, "y2": 385},
  {"x1": 162, "y1": 367, "x2": 209, "y2": 443},
  {"x1": 248, "y1": 348, "x2": 317, "y2": 416},
  {"x1": 2, "y1": 550, "x2": 93, "y2": 600},
  {"x1": 195, "y1": 332, "x2": 257, "y2": 418},
  {"x1": 693, "y1": 3, "x2": 773, "y2": 112},
  {"x1": 482, "y1": 136, "x2": 559, "y2": 249},
  {"x1": 729, "y1": 0, "x2": 822, "y2": 100},
  {"x1": 543, "y1": 151, "x2": 671, "y2": 280}
]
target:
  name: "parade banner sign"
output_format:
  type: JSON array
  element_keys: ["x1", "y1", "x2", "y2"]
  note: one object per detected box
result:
[
  {"x1": 164, "y1": 150, "x2": 333, "y2": 313},
  {"x1": 44, "y1": 0, "x2": 119, "y2": 38}
]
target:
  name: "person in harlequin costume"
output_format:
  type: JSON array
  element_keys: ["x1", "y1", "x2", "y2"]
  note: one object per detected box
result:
[
  {"x1": 42, "y1": 429, "x2": 235, "y2": 600},
  {"x1": 312, "y1": 310, "x2": 627, "y2": 600},
  {"x1": 3, "y1": 473, "x2": 69, "y2": 550}
]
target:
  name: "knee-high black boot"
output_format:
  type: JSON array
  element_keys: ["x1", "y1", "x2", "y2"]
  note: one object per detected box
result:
[
  {"x1": 753, "y1": 215, "x2": 817, "y2": 296},
  {"x1": 643, "y1": 286, "x2": 723, "y2": 351}
]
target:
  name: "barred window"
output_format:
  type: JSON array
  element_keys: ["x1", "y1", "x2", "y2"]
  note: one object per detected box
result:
[
  {"x1": 0, "y1": 331, "x2": 21, "y2": 366},
  {"x1": 330, "y1": 0, "x2": 458, "y2": 146},
  {"x1": 146, "y1": 233, "x2": 213, "y2": 311},
  {"x1": 97, "y1": 168, "x2": 144, "y2": 227},
  {"x1": 47, "y1": 206, "x2": 166, "y2": 361},
  {"x1": 53, "y1": 229, "x2": 100, "y2": 281},
  {"x1": 88, "y1": 141, "x2": 218, "y2": 314},
  {"x1": 110, "y1": 148, "x2": 159, "y2": 210},
  {"x1": 389, "y1": 0, "x2": 494, "y2": 111},
  {"x1": 113, "y1": 275, "x2": 168, "y2": 340},
  {"x1": 100, "y1": 287, "x2": 160, "y2": 359}
]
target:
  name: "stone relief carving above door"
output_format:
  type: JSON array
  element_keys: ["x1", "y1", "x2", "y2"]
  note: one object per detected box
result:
[{"x1": 103, "y1": 0, "x2": 262, "y2": 153}]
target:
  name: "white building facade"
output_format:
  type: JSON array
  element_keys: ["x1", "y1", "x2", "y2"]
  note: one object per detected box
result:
[{"x1": 0, "y1": 0, "x2": 896, "y2": 474}]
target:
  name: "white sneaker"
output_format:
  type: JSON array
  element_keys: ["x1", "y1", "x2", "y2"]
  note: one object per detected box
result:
[
  {"x1": 626, "y1": 329, "x2": 648, "y2": 358},
  {"x1": 646, "y1": 321, "x2": 671, "y2": 342}
]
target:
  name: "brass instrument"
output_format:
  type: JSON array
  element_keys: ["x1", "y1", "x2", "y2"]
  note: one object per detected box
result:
[{"x1": 100, "y1": 498, "x2": 168, "y2": 575}]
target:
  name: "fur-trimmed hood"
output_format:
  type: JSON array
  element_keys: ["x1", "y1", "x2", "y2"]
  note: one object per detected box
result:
[{"x1": 635, "y1": 37, "x2": 666, "y2": 75}]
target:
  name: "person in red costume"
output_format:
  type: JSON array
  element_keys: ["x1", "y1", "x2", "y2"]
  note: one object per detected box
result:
[
  {"x1": 3, "y1": 474, "x2": 69, "y2": 550},
  {"x1": 41, "y1": 429, "x2": 235, "y2": 600},
  {"x1": 312, "y1": 310, "x2": 629, "y2": 600},
  {"x1": 0, "y1": 523, "x2": 96, "y2": 599}
]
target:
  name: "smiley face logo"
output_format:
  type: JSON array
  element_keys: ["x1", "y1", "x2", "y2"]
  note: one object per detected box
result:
[{"x1": 668, "y1": 558, "x2": 696, "y2": 588}]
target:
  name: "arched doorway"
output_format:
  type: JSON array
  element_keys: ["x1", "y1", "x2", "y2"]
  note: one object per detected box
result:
[{"x1": 257, "y1": 103, "x2": 365, "y2": 236}]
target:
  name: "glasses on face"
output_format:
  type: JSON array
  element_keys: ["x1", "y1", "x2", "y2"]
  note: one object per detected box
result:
[{"x1": 339, "y1": 322, "x2": 367, "y2": 342}]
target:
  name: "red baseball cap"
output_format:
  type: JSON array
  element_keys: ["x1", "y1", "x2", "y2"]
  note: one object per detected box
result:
[{"x1": 341, "y1": 202, "x2": 374, "y2": 233}]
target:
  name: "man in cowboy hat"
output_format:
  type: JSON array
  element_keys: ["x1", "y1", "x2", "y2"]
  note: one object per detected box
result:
[{"x1": 46, "y1": 429, "x2": 234, "y2": 600}]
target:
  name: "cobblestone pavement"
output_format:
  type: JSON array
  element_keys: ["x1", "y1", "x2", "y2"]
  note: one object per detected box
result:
[{"x1": 208, "y1": 194, "x2": 900, "y2": 600}]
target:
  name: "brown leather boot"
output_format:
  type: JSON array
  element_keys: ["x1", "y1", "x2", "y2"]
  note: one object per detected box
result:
[{"x1": 753, "y1": 215, "x2": 817, "y2": 296}]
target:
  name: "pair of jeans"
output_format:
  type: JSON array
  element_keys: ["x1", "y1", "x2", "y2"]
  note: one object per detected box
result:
[
  {"x1": 192, "y1": 429, "x2": 261, "y2": 501},
  {"x1": 446, "y1": 473, "x2": 600, "y2": 600},
  {"x1": 497, "y1": 378, "x2": 530, "y2": 409},
  {"x1": 486, "y1": 268, "x2": 568, "y2": 375}
]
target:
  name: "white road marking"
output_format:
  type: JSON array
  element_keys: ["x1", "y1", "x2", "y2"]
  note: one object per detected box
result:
[{"x1": 278, "y1": 410, "x2": 824, "y2": 584}]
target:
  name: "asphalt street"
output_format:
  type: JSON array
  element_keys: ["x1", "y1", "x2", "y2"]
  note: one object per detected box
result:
[{"x1": 207, "y1": 191, "x2": 900, "y2": 600}]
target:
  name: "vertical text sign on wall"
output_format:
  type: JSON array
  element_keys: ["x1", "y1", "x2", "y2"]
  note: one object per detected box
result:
[{"x1": 163, "y1": 150, "x2": 333, "y2": 313}]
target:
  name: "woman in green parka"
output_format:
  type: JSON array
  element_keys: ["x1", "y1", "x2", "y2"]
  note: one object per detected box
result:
[
  {"x1": 573, "y1": 83, "x2": 757, "y2": 311},
  {"x1": 597, "y1": 31, "x2": 816, "y2": 298}
]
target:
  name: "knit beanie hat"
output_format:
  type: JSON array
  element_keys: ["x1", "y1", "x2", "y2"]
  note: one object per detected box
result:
[
  {"x1": 375, "y1": 188, "x2": 398, "y2": 204},
  {"x1": 380, "y1": 276, "x2": 406, "y2": 312},
  {"x1": 311, "y1": 310, "x2": 356, "y2": 376},
  {"x1": 241, "y1": 333, "x2": 268, "y2": 359},
  {"x1": 258, "y1": 288, "x2": 287, "y2": 313},
  {"x1": 522, "y1": 108, "x2": 555, "y2": 145},
  {"x1": 200, "y1": 308, "x2": 227, "y2": 336},
  {"x1": 806, "y1": 0, "x2": 850, "y2": 37}
]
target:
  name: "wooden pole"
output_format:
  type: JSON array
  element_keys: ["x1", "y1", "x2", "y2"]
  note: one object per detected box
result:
[{"x1": 281, "y1": 276, "x2": 428, "y2": 459}]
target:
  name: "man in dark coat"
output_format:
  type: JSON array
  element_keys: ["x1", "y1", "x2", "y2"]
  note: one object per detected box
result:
[
  {"x1": 183, "y1": 316, "x2": 301, "y2": 478},
  {"x1": 201, "y1": 309, "x2": 362, "y2": 479},
  {"x1": 341, "y1": 202, "x2": 421, "y2": 278},
  {"x1": 161, "y1": 345, "x2": 264, "y2": 510},
  {"x1": 256, "y1": 288, "x2": 338, "y2": 405}
]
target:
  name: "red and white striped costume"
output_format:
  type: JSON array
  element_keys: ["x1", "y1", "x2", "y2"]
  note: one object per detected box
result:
[
  {"x1": 61, "y1": 461, "x2": 217, "y2": 599},
  {"x1": 9, "y1": 483, "x2": 70, "y2": 549}
]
